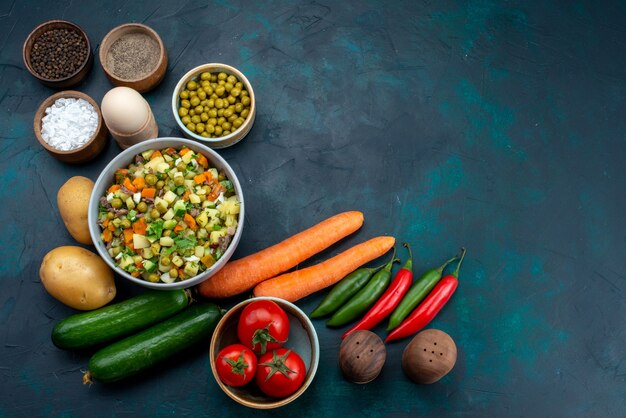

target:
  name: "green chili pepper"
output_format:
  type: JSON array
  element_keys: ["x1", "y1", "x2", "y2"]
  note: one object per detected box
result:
[
  {"x1": 386, "y1": 255, "x2": 457, "y2": 331},
  {"x1": 310, "y1": 262, "x2": 387, "y2": 319},
  {"x1": 326, "y1": 250, "x2": 399, "y2": 327}
]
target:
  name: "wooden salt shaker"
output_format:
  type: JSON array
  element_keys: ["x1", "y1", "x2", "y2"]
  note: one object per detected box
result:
[{"x1": 101, "y1": 87, "x2": 158, "y2": 149}]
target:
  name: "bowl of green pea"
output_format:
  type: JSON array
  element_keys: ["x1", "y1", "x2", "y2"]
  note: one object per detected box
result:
[{"x1": 172, "y1": 64, "x2": 256, "y2": 149}]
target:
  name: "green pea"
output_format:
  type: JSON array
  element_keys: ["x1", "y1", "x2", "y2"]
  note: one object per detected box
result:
[
  {"x1": 223, "y1": 130, "x2": 231, "y2": 135},
  {"x1": 156, "y1": 180, "x2": 165, "y2": 189},
  {"x1": 111, "y1": 198, "x2": 122, "y2": 209},
  {"x1": 240, "y1": 108, "x2": 250, "y2": 118},
  {"x1": 217, "y1": 72, "x2": 227, "y2": 80},
  {"x1": 181, "y1": 99, "x2": 191, "y2": 109},
  {"x1": 150, "y1": 209, "x2": 160, "y2": 219},
  {"x1": 174, "y1": 176, "x2": 185, "y2": 186},
  {"x1": 121, "y1": 218, "x2": 131, "y2": 229},
  {"x1": 197, "y1": 90, "x2": 207, "y2": 100},
  {"x1": 232, "y1": 118, "x2": 243, "y2": 129},
  {"x1": 235, "y1": 82, "x2": 243, "y2": 89},
  {"x1": 208, "y1": 109, "x2": 217, "y2": 118},
  {"x1": 178, "y1": 107, "x2": 188, "y2": 117},
  {"x1": 217, "y1": 117, "x2": 226, "y2": 125},
  {"x1": 240, "y1": 90, "x2": 249, "y2": 97},
  {"x1": 201, "y1": 80, "x2": 211, "y2": 87},
  {"x1": 200, "y1": 100, "x2": 208, "y2": 106},
  {"x1": 107, "y1": 212, "x2": 115, "y2": 220},
  {"x1": 214, "y1": 126, "x2": 223, "y2": 136},
  {"x1": 186, "y1": 122, "x2": 196, "y2": 132},
  {"x1": 137, "y1": 202, "x2": 148, "y2": 213},
  {"x1": 208, "y1": 118, "x2": 217, "y2": 126},
  {"x1": 179, "y1": 90, "x2": 189, "y2": 99},
  {"x1": 215, "y1": 86, "x2": 225, "y2": 97},
  {"x1": 234, "y1": 103, "x2": 244, "y2": 113},
  {"x1": 241, "y1": 96, "x2": 251, "y2": 106},
  {"x1": 190, "y1": 96, "x2": 200, "y2": 107},
  {"x1": 217, "y1": 108, "x2": 224, "y2": 117},
  {"x1": 145, "y1": 174, "x2": 158, "y2": 185},
  {"x1": 206, "y1": 124, "x2": 215, "y2": 134},
  {"x1": 191, "y1": 115, "x2": 201, "y2": 124},
  {"x1": 200, "y1": 113, "x2": 209, "y2": 122},
  {"x1": 210, "y1": 74, "x2": 217, "y2": 82},
  {"x1": 177, "y1": 162, "x2": 187, "y2": 172},
  {"x1": 215, "y1": 98, "x2": 224, "y2": 109},
  {"x1": 222, "y1": 108, "x2": 233, "y2": 118},
  {"x1": 230, "y1": 88, "x2": 241, "y2": 97},
  {"x1": 224, "y1": 82, "x2": 233, "y2": 92},
  {"x1": 196, "y1": 123, "x2": 205, "y2": 133},
  {"x1": 148, "y1": 273, "x2": 160, "y2": 283},
  {"x1": 203, "y1": 86, "x2": 213, "y2": 95},
  {"x1": 203, "y1": 106, "x2": 210, "y2": 113},
  {"x1": 228, "y1": 114, "x2": 237, "y2": 123},
  {"x1": 222, "y1": 122, "x2": 231, "y2": 131},
  {"x1": 207, "y1": 99, "x2": 215, "y2": 108},
  {"x1": 200, "y1": 72, "x2": 211, "y2": 80},
  {"x1": 181, "y1": 116, "x2": 191, "y2": 125},
  {"x1": 194, "y1": 105, "x2": 203, "y2": 114},
  {"x1": 169, "y1": 268, "x2": 178, "y2": 278},
  {"x1": 201, "y1": 131, "x2": 210, "y2": 138},
  {"x1": 189, "y1": 109, "x2": 196, "y2": 116},
  {"x1": 227, "y1": 95, "x2": 236, "y2": 104},
  {"x1": 210, "y1": 93, "x2": 218, "y2": 100},
  {"x1": 227, "y1": 75, "x2": 237, "y2": 84},
  {"x1": 187, "y1": 80, "x2": 198, "y2": 91},
  {"x1": 189, "y1": 90, "x2": 197, "y2": 97}
]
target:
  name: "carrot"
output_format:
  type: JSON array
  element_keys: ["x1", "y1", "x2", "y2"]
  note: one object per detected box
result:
[
  {"x1": 102, "y1": 219, "x2": 110, "y2": 228},
  {"x1": 102, "y1": 229, "x2": 113, "y2": 243},
  {"x1": 207, "y1": 184, "x2": 224, "y2": 201},
  {"x1": 132, "y1": 177, "x2": 145, "y2": 191},
  {"x1": 180, "y1": 148, "x2": 191, "y2": 156},
  {"x1": 123, "y1": 177, "x2": 137, "y2": 193},
  {"x1": 174, "y1": 224, "x2": 185, "y2": 233},
  {"x1": 115, "y1": 169, "x2": 129, "y2": 182},
  {"x1": 123, "y1": 229, "x2": 134, "y2": 248},
  {"x1": 131, "y1": 271, "x2": 140, "y2": 277},
  {"x1": 141, "y1": 188, "x2": 156, "y2": 199},
  {"x1": 184, "y1": 213, "x2": 197, "y2": 230},
  {"x1": 254, "y1": 236, "x2": 395, "y2": 302},
  {"x1": 197, "y1": 153, "x2": 209, "y2": 168},
  {"x1": 197, "y1": 211, "x2": 365, "y2": 298},
  {"x1": 164, "y1": 147, "x2": 176, "y2": 155},
  {"x1": 182, "y1": 190, "x2": 191, "y2": 201},
  {"x1": 150, "y1": 150, "x2": 162, "y2": 160},
  {"x1": 193, "y1": 173, "x2": 207, "y2": 184},
  {"x1": 132, "y1": 218, "x2": 147, "y2": 235},
  {"x1": 108, "y1": 184, "x2": 121, "y2": 193}
]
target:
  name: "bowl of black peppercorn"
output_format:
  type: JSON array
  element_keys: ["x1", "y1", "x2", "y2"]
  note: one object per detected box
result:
[{"x1": 23, "y1": 20, "x2": 94, "y2": 89}]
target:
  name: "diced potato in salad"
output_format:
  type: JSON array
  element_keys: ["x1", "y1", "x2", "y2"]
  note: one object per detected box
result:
[{"x1": 97, "y1": 147, "x2": 240, "y2": 283}]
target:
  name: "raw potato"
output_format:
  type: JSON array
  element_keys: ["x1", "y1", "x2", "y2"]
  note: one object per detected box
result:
[
  {"x1": 40, "y1": 246, "x2": 116, "y2": 310},
  {"x1": 57, "y1": 176, "x2": 94, "y2": 245}
]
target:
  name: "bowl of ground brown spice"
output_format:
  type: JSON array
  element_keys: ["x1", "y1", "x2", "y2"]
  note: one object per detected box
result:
[
  {"x1": 99, "y1": 23, "x2": 167, "y2": 93},
  {"x1": 23, "y1": 20, "x2": 94, "y2": 89}
]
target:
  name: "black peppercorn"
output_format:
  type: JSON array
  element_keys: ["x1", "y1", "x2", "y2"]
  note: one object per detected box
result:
[{"x1": 30, "y1": 28, "x2": 88, "y2": 80}]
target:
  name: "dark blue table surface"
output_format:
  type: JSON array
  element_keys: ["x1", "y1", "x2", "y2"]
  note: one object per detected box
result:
[{"x1": 1, "y1": 1, "x2": 625, "y2": 416}]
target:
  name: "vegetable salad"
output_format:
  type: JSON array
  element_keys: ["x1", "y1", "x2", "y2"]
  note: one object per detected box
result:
[{"x1": 97, "y1": 147, "x2": 240, "y2": 283}]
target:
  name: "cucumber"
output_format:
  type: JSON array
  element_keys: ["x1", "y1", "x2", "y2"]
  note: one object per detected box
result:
[
  {"x1": 52, "y1": 290, "x2": 191, "y2": 350},
  {"x1": 84, "y1": 303, "x2": 223, "y2": 383}
]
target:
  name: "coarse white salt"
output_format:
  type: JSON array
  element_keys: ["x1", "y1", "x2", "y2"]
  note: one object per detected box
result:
[{"x1": 41, "y1": 98, "x2": 98, "y2": 151}]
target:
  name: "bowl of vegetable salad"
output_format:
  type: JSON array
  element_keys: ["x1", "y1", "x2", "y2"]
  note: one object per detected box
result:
[{"x1": 88, "y1": 137, "x2": 244, "y2": 289}]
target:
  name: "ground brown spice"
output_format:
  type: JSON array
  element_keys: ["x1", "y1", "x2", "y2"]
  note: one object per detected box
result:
[{"x1": 106, "y1": 33, "x2": 160, "y2": 80}]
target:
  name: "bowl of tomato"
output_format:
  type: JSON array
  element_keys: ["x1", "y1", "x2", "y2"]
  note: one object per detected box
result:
[{"x1": 209, "y1": 297, "x2": 319, "y2": 409}]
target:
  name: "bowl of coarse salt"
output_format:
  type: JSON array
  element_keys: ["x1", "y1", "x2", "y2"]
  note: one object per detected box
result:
[{"x1": 34, "y1": 90, "x2": 109, "y2": 164}]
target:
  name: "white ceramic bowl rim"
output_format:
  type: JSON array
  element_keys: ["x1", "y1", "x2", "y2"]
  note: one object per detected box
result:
[
  {"x1": 171, "y1": 63, "x2": 255, "y2": 146},
  {"x1": 88, "y1": 137, "x2": 245, "y2": 290}
]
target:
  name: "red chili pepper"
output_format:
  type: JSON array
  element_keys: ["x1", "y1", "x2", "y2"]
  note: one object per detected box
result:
[
  {"x1": 385, "y1": 248, "x2": 466, "y2": 343},
  {"x1": 342, "y1": 243, "x2": 414, "y2": 339}
]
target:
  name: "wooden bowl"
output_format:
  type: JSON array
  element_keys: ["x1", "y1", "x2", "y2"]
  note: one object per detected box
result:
[
  {"x1": 209, "y1": 297, "x2": 319, "y2": 409},
  {"x1": 23, "y1": 20, "x2": 94, "y2": 89},
  {"x1": 172, "y1": 63, "x2": 256, "y2": 149},
  {"x1": 34, "y1": 91, "x2": 108, "y2": 164},
  {"x1": 99, "y1": 23, "x2": 167, "y2": 93}
]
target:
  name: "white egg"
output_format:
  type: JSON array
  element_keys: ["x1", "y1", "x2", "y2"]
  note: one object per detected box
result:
[{"x1": 101, "y1": 87, "x2": 149, "y2": 134}]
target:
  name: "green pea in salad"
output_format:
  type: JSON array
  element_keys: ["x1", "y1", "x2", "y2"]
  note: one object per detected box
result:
[{"x1": 97, "y1": 147, "x2": 240, "y2": 283}]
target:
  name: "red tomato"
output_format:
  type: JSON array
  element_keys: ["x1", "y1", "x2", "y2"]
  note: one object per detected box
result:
[
  {"x1": 215, "y1": 344, "x2": 257, "y2": 387},
  {"x1": 255, "y1": 348, "x2": 307, "y2": 398},
  {"x1": 237, "y1": 300, "x2": 290, "y2": 354}
]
